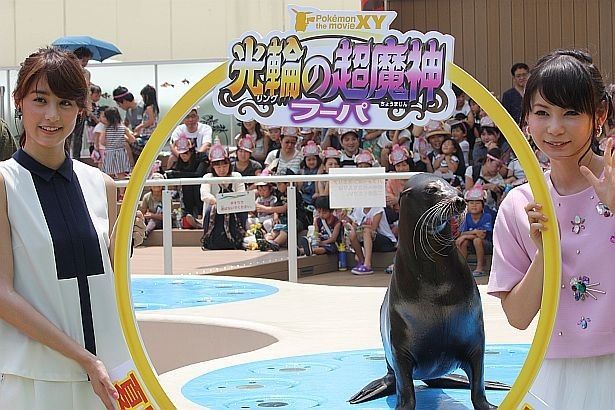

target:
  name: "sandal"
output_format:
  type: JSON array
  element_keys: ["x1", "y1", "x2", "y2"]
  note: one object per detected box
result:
[
  {"x1": 267, "y1": 240, "x2": 281, "y2": 252},
  {"x1": 351, "y1": 264, "x2": 374, "y2": 275},
  {"x1": 257, "y1": 239, "x2": 279, "y2": 252}
]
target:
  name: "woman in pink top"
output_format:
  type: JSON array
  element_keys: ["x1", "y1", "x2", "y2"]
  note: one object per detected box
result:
[{"x1": 488, "y1": 49, "x2": 615, "y2": 408}]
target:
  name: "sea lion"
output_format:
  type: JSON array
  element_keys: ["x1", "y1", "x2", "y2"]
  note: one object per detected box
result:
[{"x1": 349, "y1": 173, "x2": 501, "y2": 409}]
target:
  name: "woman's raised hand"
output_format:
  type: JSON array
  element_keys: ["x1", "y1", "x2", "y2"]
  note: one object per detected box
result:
[{"x1": 581, "y1": 136, "x2": 615, "y2": 211}]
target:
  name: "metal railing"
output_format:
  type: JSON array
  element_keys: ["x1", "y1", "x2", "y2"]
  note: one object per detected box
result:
[{"x1": 116, "y1": 172, "x2": 418, "y2": 282}]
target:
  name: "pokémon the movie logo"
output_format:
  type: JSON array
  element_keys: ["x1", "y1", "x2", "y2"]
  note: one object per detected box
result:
[
  {"x1": 292, "y1": 8, "x2": 390, "y2": 32},
  {"x1": 213, "y1": 6, "x2": 456, "y2": 129}
]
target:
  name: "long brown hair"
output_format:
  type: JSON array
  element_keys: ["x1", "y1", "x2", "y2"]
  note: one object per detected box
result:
[{"x1": 13, "y1": 47, "x2": 88, "y2": 151}]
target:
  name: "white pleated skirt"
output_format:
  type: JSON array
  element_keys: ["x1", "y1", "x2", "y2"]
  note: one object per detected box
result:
[
  {"x1": 526, "y1": 353, "x2": 615, "y2": 409},
  {"x1": 0, "y1": 373, "x2": 104, "y2": 410}
]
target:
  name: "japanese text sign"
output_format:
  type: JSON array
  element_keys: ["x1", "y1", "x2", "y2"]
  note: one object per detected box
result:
[
  {"x1": 110, "y1": 361, "x2": 154, "y2": 410},
  {"x1": 329, "y1": 167, "x2": 386, "y2": 208},
  {"x1": 214, "y1": 6, "x2": 456, "y2": 129},
  {"x1": 216, "y1": 190, "x2": 256, "y2": 214}
]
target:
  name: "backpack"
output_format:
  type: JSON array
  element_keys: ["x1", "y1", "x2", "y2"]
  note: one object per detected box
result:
[
  {"x1": 0, "y1": 119, "x2": 18, "y2": 161},
  {"x1": 200, "y1": 207, "x2": 246, "y2": 250}
]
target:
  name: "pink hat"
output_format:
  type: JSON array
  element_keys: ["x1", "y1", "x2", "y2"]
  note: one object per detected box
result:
[
  {"x1": 354, "y1": 149, "x2": 376, "y2": 165},
  {"x1": 480, "y1": 116, "x2": 496, "y2": 128},
  {"x1": 464, "y1": 186, "x2": 487, "y2": 201},
  {"x1": 301, "y1": 141, "x2": 321, "y2": 157},
  {"x1": 321, "y1": 146, "x2": 341, "y2": 159},
  {"x1": 238, "y1": 134, "x2": 255, "y2": 153},
  {"x1": 256, "y1": 168, "x2": 274, "y2": 186},
  {"x1": 209, "y1": 141, "x2": 228, "y2": 162},
  {"x1": 388, "y1": 144, "x2": 410, "y2": 165},
  {"x1": 176, "y1": 135, "x2": 192, "y2": 154},
  {"x1": 281, "y1": 127, "x2": 299, "y2": 137},
  {"x1": 300, "y1": 127, "x2": 314, "y2": 135}
]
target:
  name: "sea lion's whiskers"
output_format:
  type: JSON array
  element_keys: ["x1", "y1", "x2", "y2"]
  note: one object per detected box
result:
[
  {"x1": 415, "y1": 200, "x2": 451, "y2": 259},
  {"x1": 420, "y1": 202, "x2": 447, "y2": 254},
  {"x1": 414, "y1": 204, "x2": 435, "y2": 259},
  {"x1": 416, "y1": 198, "x2": 462, "y2": 257}
]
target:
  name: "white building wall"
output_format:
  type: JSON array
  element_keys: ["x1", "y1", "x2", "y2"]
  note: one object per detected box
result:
[{"x1": 0, "y1": 0, "x2": 361, "y2": 67}]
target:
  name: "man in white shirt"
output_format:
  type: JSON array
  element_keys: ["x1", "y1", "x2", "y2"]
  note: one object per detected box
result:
[{"x1": 168, "y1": 107, "x2": 213, "y2": 168}]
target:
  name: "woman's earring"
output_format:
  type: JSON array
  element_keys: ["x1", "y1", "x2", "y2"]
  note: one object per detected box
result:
[{"x1": 596, "y1": 124, "x2": 603, "y2": 137}]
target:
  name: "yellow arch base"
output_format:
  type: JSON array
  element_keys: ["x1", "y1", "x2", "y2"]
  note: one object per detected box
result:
[{"x1": 113, "y1": 60, "x2": 561, "y2": 409}]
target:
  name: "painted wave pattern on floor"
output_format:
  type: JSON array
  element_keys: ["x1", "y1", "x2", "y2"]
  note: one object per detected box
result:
[
  {"x1": 131, "y1": 277, "x2": 279, "y2": 311},
  {"x1": 181, "y1": 345, "x2": 529, "y2": 409}
]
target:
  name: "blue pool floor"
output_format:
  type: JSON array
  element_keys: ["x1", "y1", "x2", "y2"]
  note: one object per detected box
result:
[
  {"x1": 182, "y1": 345, "x2": 529, "y2": 409},
  {"x1": 131, "y1": 277, "x2": 278, "y2": 310}
]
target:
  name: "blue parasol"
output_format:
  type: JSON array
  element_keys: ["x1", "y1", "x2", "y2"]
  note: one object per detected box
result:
[{"x1": 51, "y1": 35, "x2": 121, "y2": 62}]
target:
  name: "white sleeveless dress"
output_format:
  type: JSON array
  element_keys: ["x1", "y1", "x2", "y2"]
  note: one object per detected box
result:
[{"x1": 0, "y1": 150, "x2": 131, "y2": 409}]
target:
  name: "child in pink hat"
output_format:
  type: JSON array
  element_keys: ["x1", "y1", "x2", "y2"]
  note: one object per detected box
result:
[
  {"x1": 315, "y1": 146, "x2": 341, "y2": 199},
  {"x1": 297, "y1": 141, "x2": 322, "y2": 207},
  {"x1": 455, "y1": 186, "x2": 493, "y2": 277}
]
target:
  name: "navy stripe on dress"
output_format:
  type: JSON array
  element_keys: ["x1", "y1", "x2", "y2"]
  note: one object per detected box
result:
[{"x1": 13, "y1": 149, "x2": 105, "y2": 355}]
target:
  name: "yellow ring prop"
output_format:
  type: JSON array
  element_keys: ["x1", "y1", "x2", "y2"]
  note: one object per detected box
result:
[
  {"x1": 448, "y1": 63, "x2": 561, "y2": 409},
  {"x1": 113, "y1": 60, "x2": 560, "y2": 409},
  {"x1": 113, "y1": 61, "x2": 228, "y2": 409}
]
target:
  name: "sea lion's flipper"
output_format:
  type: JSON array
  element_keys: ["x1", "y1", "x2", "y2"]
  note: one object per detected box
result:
[
  {"x1": 348, "y1": 370, "x2": 396, "y2": 404},
  {"x1": 423, "y1": 374, "x2": 511, "y2": 390}
]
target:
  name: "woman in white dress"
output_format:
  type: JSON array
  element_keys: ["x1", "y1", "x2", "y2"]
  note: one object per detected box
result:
[{"x1": 0, "y1": 47, "x2": 128, "y2": 409}]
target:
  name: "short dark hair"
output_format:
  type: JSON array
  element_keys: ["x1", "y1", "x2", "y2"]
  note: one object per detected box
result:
[
  {"x1": 452, "y1": 84, "x2": 465, "y2": 97},
  {"x1": 487, "y1": 147, "x2": 502, "y2": 159},
  {"x1": 90, "y1": 84, "x2": 101, "y2": 94},
  {"x1": 113, "y1": 86, "x2": 135, "y2": 103},
  {"x1": 511, "y1": 63, "x2": 529, "y2": 76},
  {"x1": 451, "y1": 121, "x2": 469, "y2": 135},
  {"x1": 103, "y1": 107, "x2": 122, "y2": 127},
  {"x1": 314, "y1": 196, "x2": 331, "y2": 211}
]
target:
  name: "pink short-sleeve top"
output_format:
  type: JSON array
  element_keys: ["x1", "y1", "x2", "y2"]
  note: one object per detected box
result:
[{"x1": 488, "y1": 173, "x2": 615, "y2": 359}]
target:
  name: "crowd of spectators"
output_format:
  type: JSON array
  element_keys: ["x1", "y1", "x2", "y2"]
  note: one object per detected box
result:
[{"x1": 73, "y1": 59, "x2": 609, "y2": 276}]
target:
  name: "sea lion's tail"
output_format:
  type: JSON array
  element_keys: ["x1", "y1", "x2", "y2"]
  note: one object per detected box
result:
[
  {"x1": 423, "y1": 374, "x2": 511, "y2": 390},
  {"x1": 348, "y1": 370, "x2": 396, "y2": 404}
]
